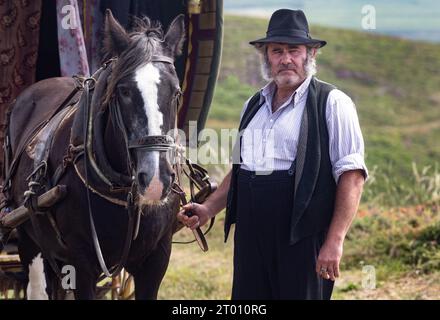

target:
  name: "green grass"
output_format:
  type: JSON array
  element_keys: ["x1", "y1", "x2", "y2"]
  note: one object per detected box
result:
[
  {"x1": 159, "y1": 214, "x2": 233, "y2": 299},
  {"x1": 207, "y1": 76, "x2": 255, "y2": 122},
  {"x1": 363, "y1": 162, "x2": 440, "y2": 207},
  {"x1": 159, "y1": 203, "x2": 440, "y2": 299},
  {"x1": 343, "y1": 204, "x2": 440, "y2": 275}
]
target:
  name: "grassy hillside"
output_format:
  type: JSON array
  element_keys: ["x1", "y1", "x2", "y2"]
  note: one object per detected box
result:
[{"x1": 207, "y1": 15, "x2": 440, "y2": 207}]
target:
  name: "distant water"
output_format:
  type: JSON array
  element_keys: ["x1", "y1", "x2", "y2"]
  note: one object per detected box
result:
[{"x1": 224, "y1": 0, "x2": 440, "y2": 43}]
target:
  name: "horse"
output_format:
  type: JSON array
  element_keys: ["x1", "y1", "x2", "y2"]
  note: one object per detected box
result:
[{"x1": 3, "y1": 10, "x2": 185, "y2": 299}]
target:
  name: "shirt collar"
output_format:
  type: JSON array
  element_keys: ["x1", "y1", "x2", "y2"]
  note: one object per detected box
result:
[
  {"x1": 296, "y1": 75, "x2": 313, "y2": 100},
  {"x1": 260, "y1": 75, "x2": 313, "y2": 107}
]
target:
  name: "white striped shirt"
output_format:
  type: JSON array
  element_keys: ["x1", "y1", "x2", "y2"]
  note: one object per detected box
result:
[{"x1": 239, "y1": 76, "x2": 368, "y2": 183}]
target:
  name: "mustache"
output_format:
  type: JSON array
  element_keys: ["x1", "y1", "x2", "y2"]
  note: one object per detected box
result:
[{"x1": 277, "y1": 65, "x2": 297, "y2": 73}]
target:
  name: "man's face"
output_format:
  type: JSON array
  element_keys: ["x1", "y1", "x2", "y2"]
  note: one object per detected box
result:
[{"x1": 267, "y1": 43, "x2": 314, "y2": 88}]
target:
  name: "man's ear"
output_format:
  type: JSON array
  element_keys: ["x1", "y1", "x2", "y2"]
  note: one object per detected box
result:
[
  {"x1": 309, "y1": 47, "x2": 318, "y2": 58},
  {"x1": 102, "y1": 9, "x2": 130, "y2": 58},
  {"x1": 164, "y1": 14, "x2": 186, "y2": 57}
]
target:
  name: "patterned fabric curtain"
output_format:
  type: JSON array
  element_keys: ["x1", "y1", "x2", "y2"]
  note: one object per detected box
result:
[
  {"x1": 0, "y1": 0, "x2": 42, "y2": 171},
  {"x1": 0, "y1": 0, "x2": 42, "y2": 111}
]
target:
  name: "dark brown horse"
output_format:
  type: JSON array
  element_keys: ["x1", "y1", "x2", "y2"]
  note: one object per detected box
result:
[{"x1": 4, "y1": 10, "x2": 185, "y2": 299}]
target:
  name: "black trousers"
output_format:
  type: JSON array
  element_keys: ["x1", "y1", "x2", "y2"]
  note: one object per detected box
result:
[{"x1": 232, "y1": 169, "x2": 334, "y2": 300}]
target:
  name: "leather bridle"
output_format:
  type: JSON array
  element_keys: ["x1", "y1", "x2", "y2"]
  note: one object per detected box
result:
[
  {"x1": 80, "y1": 56, "x2": 213, "y2": 279},
  {"x1": 81, "y1": 55, "x2": 182, "y2": 278},
  {"x1": 104, "y1": 55, "x2": 179, "y2": 180}
]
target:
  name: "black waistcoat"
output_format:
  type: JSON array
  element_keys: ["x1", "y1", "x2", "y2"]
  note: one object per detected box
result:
[{"x1": 225, "y1": 77, "x2": 337, "y2": 245}]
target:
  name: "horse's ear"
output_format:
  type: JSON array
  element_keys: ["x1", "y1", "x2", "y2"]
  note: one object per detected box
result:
[
  {"x1": 103, "y1": 9, "x2": 130, "y2": 58},
  {"x1": 164, "y1": 14, "x2": 185, "y2": 57}
]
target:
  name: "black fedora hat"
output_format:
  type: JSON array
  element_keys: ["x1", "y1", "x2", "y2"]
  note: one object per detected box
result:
[{"x1": 249, "y1": 9, "x2": 326, "y2": 48}]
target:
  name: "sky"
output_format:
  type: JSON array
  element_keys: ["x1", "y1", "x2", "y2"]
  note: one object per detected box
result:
[{"x1": 224, "y1": 0, "x2": 440, "y2": 43}]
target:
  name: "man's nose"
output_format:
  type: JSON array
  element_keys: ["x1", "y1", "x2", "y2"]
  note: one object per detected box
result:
[{"x1": 280, "y1": 51, "x2": 292, "y2": 64}]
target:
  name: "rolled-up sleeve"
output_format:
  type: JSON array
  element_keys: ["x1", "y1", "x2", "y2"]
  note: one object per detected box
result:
[{"x1": 326, "y1": 89, "x2": 368, "y2": 184}]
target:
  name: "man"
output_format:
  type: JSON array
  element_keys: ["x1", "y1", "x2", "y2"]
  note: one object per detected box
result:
[{"x1": 177, "y1": 9, "x2": 367, "y2": 300}]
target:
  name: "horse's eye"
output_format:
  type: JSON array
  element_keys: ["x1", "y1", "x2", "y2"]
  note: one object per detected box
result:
[{"x1": 119, "y1": 87, "x2": 131, "y2": 98}]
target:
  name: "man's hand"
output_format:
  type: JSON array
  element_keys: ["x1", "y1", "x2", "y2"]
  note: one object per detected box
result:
[
  {"x1": 315, "y1": 240, "x2": 343, "y2": 281},
  {"x1": 176, "y1": 170, "x2": 232, "y2": 231},
  {"x1": 316, "y1": 170, "x2": 365, "y2": 281},
  {"x1": 177, "y1": 203, "x2": 213, "y2": 230}
]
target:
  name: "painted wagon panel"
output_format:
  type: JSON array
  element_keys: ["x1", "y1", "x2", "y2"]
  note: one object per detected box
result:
[{"x1": 178, "y1": 0, "x2": 223, "y2": 141}]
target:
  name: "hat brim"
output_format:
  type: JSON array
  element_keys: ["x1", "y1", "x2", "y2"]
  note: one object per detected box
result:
[{"x1": 249, "y1": 36, "x2": 326, "y2": 48}]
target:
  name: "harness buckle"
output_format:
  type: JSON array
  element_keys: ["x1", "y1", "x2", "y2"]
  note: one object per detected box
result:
[
  {"x1": 84, "y1": 77, "x2": 97, "y2": 90},
  {"x1": 102, "y1": 57, "x2": 117, "y2": 69}
]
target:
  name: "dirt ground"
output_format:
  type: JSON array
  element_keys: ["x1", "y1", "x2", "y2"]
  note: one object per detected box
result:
[{"x1": 334, "y1": 270, "x2": 440, "y2": 300}]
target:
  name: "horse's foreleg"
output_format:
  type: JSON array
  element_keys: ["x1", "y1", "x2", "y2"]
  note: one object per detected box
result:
[
  {"x1": 130, "y1": 233, "x2": 172, "y2": 300},
  {"x1": 73, "y1": 273, "x2": 97, "y2": 299},
  {"x1": 67, "y1": 248, "x2": 100, "y2": 300}
]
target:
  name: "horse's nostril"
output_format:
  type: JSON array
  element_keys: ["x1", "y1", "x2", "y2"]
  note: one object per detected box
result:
[{"x1": 137, "y1": 172, "x2": 149, "y2": 187}]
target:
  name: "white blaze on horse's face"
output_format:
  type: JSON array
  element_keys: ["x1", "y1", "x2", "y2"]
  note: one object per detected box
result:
[{"x1": 134, "y1": 62, "x2": 165, "y2": 202}]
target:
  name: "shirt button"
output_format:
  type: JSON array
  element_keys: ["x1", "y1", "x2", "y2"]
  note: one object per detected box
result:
[{"x1": 270, "y1": 119, "x2": 273, "y2": 122}]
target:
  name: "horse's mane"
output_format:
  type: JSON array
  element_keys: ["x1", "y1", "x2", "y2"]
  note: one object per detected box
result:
[{"x1": 104, "y1": 17, "x2": 165, "y2": 106}]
